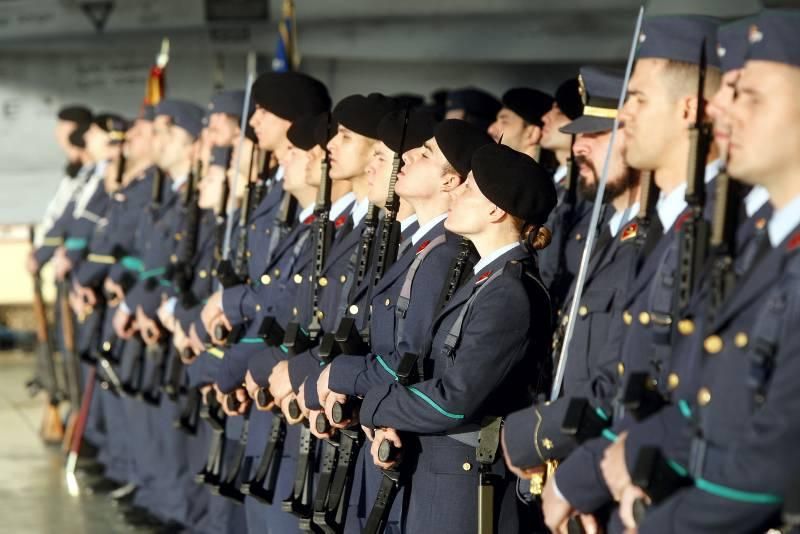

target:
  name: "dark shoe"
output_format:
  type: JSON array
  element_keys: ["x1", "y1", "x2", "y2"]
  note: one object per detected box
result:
[
  {"x1": 122, "y1": 506, "x2": 163, "y2": 528},
  {"x1": 75, "y1": 458, "x2": 105, "y2": 477},
  {"x1": 86, "y1": 477, "x2": 122, "y2": 495}
]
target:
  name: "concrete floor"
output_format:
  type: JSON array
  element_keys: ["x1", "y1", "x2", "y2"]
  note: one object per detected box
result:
[{"x1": 0, "y1": 351, "x2": 152, "y2": 534}]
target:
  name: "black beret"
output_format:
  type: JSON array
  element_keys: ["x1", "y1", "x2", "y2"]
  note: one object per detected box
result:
[
  {"x1": 471, "y1": 143, "x2": 557, "y2": 225},
  {"x1": 554, "y1": 78, "x2": 583, "y2": 120},
  {"x1": 501, "y1": 88, "x2": 554, "y2": 127},
  {"x1": 251, "y1": 71, "x2": 331, "y2": 122},
  {"x1": 58, "y1": 105, "x2": 92, "y2": 125},
  {"x1": 446, "y1": 87, "x2": 502, "y2": 121},
  {"x1": 377, "y1": 108, "x2": 439, "y2": 154},
  {"x1": 208, "y1": 89, "x2": 246, "y2": 117},
  {"x1": 561, "y1": 67, "x2": 625, "y2": 135},
  {"x1": 637, "y1": 15, "x2": 722, "y2": 67},
  {"x1": 333, "y1": 93, "x2": 400, "y2": 140},
  {"x1": 746, "y1": 9, "x2": 800, "y2": 69},
  {"x1": 287, "y1": 114, "x2": 321, "y2": 151},
  {"x1": 312, "y1": 112, "x2": 336, "y2": 150},
  {"x1": 210, "y1": 146, "x2": 233, "y2": 168},
  {"x1": 155, "y1": 99, "x2": 205, "y2": 138},
  {"x1": 717, "y1": 17, "x2": 754, "y2": 73},
  {"x1": 391, "y1": 93, "x2": 425, "y2": 110},
  {"x1": 433, "y1": 119, "x2": 494, "y2": 178},
  {"x1": 141, "y1": 105, "x2": 156, "y2": 121}
]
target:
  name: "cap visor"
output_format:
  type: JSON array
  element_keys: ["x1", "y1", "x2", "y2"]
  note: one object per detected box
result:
[{"x1": 560, "y1": 116, "x2": 614, "y2": 135}]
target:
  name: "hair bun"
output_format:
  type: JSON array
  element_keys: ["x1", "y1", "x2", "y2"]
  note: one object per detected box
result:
[{"x1": 524, "y1": 224, "x2": 552, "y2": 251}]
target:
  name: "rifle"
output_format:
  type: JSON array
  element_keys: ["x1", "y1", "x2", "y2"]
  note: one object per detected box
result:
[
  {"x1": 705, "y1": 168, "x2": 743, "y2": 326},
  {"x1": 150, "y1": 168, "x2": 165, "y2": 214},
  {"x1": 64, "y1": 367, "x2": 97, "y2": 496},
  {"x1": 59, "y1": 279, "x2": 84, "y2": 453},
  {"x1": 674, "y1": 41, "x2": 712, "y2": 319},
  {"x1": 252, "y1": 150, "x2": 272, "y2": 206},
  {"x1": 27, "y1": 226, "x2": 64, "y2": 444}
]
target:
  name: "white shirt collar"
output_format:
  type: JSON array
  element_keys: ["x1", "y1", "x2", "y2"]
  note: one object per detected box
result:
[
  {"x1": 400, "y1": 214, "x2": 418, "y2": 233},
  {"x1": 350, "y1": 197, "x2": 370, "y2": 227},
  {"x1": 171, "y1": 174, "x2": 188, "y2": 193},
  {"x1": 473, "y1": 242, "x2": 521, "y2": 275},
  {"x1": 411, "y1": 213, "x2": 447, "y2": 246},
  {"x1": 745, "y1": 185, "x2": 770, "y2": 218},
  {"x1": 553, "y1": 165, "x2": 568, "y2": 186},
  {"x1": 274, "y1": 166, "x2": 285, "y2": 182},
  {"x1": 768, "y1": 194, "x2": 800, "y2": 248},
  {"x1": 297, "y1": 203, "x2": 315, "y2": 224},
  {"x1": 655, "y1": 161, "x2": 720, "y2": 233},
  {"x1": 91, "y1": 159, "x2": 109, "y2": 179},
  {"x1": 608, "y1": 202, "x2": 640, "y2": 237},
  {"x1": 330, "y1": 192, "x2": 355, "y2": 221}
]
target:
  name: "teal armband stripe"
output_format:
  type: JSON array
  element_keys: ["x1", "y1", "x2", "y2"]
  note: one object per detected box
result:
[
  {"x1": 121, "y1": 256, "x2": 144, "y2": 272},
  {"x1": 678, "y1": 399, "x2": 693, "y2": 419},
  {"x1": 667, "y1": 460, "x2": 689, "y2": 478},
  {"x1": 64, "y1": 237, "x2": 88, "y2": 250},
  {"x1": 407, "y1": 386, "x2": 464, "y2": 420},
  {"x1": 159, "y1": 280, "x2": 172, "y2": 288},
  {"x1": 695, "y1": 478, "x2": 781, "y2": 504},
  {"x1": 239, "y1": 337, "x2": 264, "y2": 345},
  {"x1": 602, "y1": 428, "x2": 619, "y2": 442},
  {"x1": 595, "y1": 407, "x2": 610, "y2": 421},
  {"x1": 140, "y1": 267, "x2": 166, "y2": 280},
  {"x1": 279, "y1": 344, "x2": 289, "y2": 354},
  {"x1": 376, "y1": 355, "x2": 398, "y2": 381}
]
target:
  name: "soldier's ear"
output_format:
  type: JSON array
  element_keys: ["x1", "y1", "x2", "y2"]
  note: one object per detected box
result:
[
  {"x1": 440, "y1": 172, "x2": 460, "y2": 192},
  {"x1": 523, "y1": 124, "x2": 543, "y2": 147},
  {"x1": 487, "y1": 204, "x2": 508, "y2": 224}
]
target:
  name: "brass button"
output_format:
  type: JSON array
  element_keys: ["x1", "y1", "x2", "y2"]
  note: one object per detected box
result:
[
  {"x1": 677, "y1": 319, "x2": 695, "y2": 336},
  {"x1": 255, "y1": 304, "x2": 262, "y2": 312},
  {"x1": 462, "y1": 462, "x2": 472, "y2": 472},
  {"x1": 639, "y1": 312, "x2": 651, "y2": 325},
  {"x1": 623, "y1": 310, "x2": 632, "y2": 325},
  {"x1": 340, "y1": 275, "x2": 347, "y2": 284},
  {"x1": 578, "y1": 305, "x2": 588, "y2": 317},
  {"x1": 542, "y1": 438, "x2": 554, "y2": 450},
  {"x1": 385, "y1": 298, "x2": 391, "y2": 307},
  {"x1": 261, "y1": 274, "x2": 271, "y2": 285},
  {"x1": 697, "y1": 387, "x2": 712, "y2": 406},
  {"x1": 246, "y1": 250, "x2": 252, "y2": 258},
  {"x1": 349, "y1": 305, "x2": 359, "y2": 315},
  {"x1": 575, "y1": 233, "x2": 583, "y2": 241},
  {"x1": 316, "y1": 310, "x2": 325, "y2": 320},
  {"x1": 251, "y1": 223, "x2": 256, "y2": 230},
  {"x1": 292, "y1": 307, "x2": 298, "y2": 317},
  {"x1": 617, "y1": 362, "x2": 625, "y2": 376},
  {"x1": 273, "y1": 268, "x2": 281, "y2": 277},
  {"x1": 212, "y1": 269, "x2": 218, "y2": 276},
  {"x1": 174, "y1": 232, "x2": 182, "y2": 240},
  {"x1": 102, "y1": 341, "x2": 112, "y2": 352},
  {"x1": 667, "y1": 373, "x2": 680, "y2": 391},
  {"x1": 294, "y1": 274, "x2": 303, "y2": 284},
  {"x1": 755, "y1": 217, "x2": 767, "y2": 230},
  {"x1": 199, "y1": 270, "x2": 207, "y2": 279},
  {"x1": 319, "y1": 277, "x2": 328, "y2": 287},
  {"x1": 735, "y1": 332, "x2": 749, "y2": 348},
  {"x1": 170, "y1": 254, "x2": 178, "y2": 263},
  {"x1": 704, "y1": 335, "x2": 723, "y2": 354}
]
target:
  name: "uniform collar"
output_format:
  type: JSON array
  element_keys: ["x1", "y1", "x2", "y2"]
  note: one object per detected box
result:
[
  {"x1": 655, "y1": 160, "x2": 720, "y2": 233},
  {"x1": 330, "y1": 192, "x2": 355, "y2": 221},
  {"x1": 350, "y1": 197, "x2": 370, "y2": 227},
  {"x1": 745, "y1": 185, "x2": 770, "y2": 218},
  {"x1": 473, "y1": 242, "x2": 521, "y2": 275},
  {"x1": 553, "y1": 164, "x2": 568, "y2": 186},
  {"x1": 400, "y1": 213, "x2": 418, "y2": 232},
  {"x1": 768, "y1": 194, "x2": 800, "y2": 248},
  {"x1": 91, "y1": 159, "x2": 109, "y2": 178},
  {"x1": 411, "y1": 213, "x2": 447, "y2": 246},
  {"x1": 297, "y1": 203, "x2": 315, "y2": 224},
  {"x1": 608, "y1": 202, "x2": 640, "y2": 237}
]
